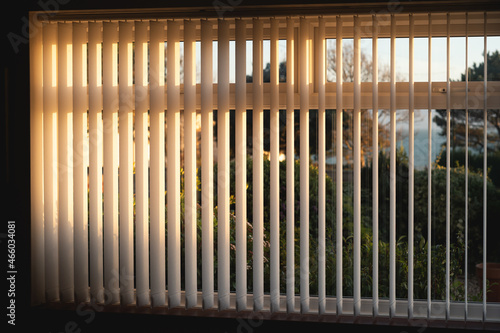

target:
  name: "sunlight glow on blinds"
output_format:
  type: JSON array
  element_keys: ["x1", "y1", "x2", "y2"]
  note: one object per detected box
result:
[{"x1": 30, "y1": 12, "x2": 500, "y2": 328}]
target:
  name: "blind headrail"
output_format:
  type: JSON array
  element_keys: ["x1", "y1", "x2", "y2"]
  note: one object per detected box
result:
[{"x1": 31, "y1": 1, "x2": 500, "y2": 22}]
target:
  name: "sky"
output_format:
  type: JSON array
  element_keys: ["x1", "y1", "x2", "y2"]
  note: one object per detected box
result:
[
  {"x1": 326, "y1": 36, "x2": 500, "y2": 82},
  {"x1": 178, "y1": 36, "x2": 500, "y2": 84}
]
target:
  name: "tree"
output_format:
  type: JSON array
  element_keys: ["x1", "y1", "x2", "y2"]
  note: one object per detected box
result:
[
  {"x1": 263, "y1": 61, "x2": 286, "y2": 82},
  {"x1": 461, "y1": 50, "x2": 500, "y2": 82},
  {"x1": 327, "y1": 42, "x2": 377, "y2": 82},
  {"x1": 244, "y1": 45, "x2": 412, "y2": 165},
  {"x1": 326, "y1": 42, "x2": 407, "y2": 83},
  {"x1": 326, "y1": 42, "x2": 409, "y2": 165},
  {"x1": 433, "y1": 51, "x2": 500, "y2": 152}
]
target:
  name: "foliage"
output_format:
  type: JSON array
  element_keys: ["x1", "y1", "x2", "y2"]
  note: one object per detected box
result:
[
  {"x1": 415, "y1": 152, "x2": 500, "y2": 267},
  {"x1": 167, "y1": 149, "x2": 498, "y2": 300},
  {"x1": 461, "y1": 50, "x2": 500, "y2": 82},
  {"x1": 329, "y1": 231, "x2": 468, "y2": 300},
  {"x1": 434, "y1": 51, "x2": 500, "y2": 151},
  {"x1": 359, "y1": 147, "x2": 500, "y2": 272},
  {"x1": 360, "y1": 146, "x2": 411, "y2": 242},
  {"x1": 435, "y1": 148, "x2": 500, "y2": 188},
  {"x1": 433, "y1": 110, "x2": 500, "y2": 152}
]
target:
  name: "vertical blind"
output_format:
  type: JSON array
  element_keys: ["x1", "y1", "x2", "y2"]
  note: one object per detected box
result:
[{"x1": 30, "y1": 11, "x2": 500, "y2": 326}]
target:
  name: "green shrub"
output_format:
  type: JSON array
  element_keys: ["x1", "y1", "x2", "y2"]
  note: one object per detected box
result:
[
  {"x1": 436, "y1": 148, "x2": 500, "y2": 188},
  {"x1": 169, "y1": 151, "x2": 497, "y2": 299}
]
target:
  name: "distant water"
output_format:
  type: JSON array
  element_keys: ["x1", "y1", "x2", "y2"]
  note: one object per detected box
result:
[
  {"x1": 398, "y1": 126, "x2": 445, "y2": 170},
  {"x1": 317, "y1": 113, "x2": 482, "y2": 170}
]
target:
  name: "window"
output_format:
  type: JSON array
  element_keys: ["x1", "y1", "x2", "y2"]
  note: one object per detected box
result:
[{"x1": 29, "y1": 7, "x2": 500, "y2": 329}]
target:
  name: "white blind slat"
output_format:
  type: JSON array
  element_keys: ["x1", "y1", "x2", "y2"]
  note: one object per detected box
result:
[
  {"x1": 235, "y1": 18, "x2": 248, "y2": 312},
  {"x1": 118, "y1": 21, "x2": 135, "y2": 306},
  {"x1": 482, "y1": 12, "x2": 488, "y2": 322},
  {"x1": 286, "y1": 17, "x2": 295, "y2": 314},
  {"x1": 317, "y1": 16, "x2": 326, "y2": 315},
  {"x1": 270, "y1": 17, "x2": 280, "y2": 313},
  {"x1": 372, "y1": 14, "x2": 380, "y2": 318},
  {"x1": 299, "y1": 17, "x2": 310, "y2": 314},
  {"x1": 252, "y1": 18, "x2": 265, "y2": 312},
  {"x1": 72, "y1": 21, "x2": 89, "y2": 304},
  {"x1": 353, "y1": 15, "x2": 361, "y2": 318},
  {"x1": 43, "y1": 22, "x2": 59, "y2": 302},
  {"x1": 201, "y1": 19, "x2": 215, "y2": 310},
  {"x1": 389, "y1": 14, "x2": 397, "y2": 319},
  {"x1": 103, "y1": 21, "x2": 120, "y2": 305},
  {"x1": 149, "y1": 20, "x2": 166, "y2": 307},
  {"x1": 426, "y1": 13, "x2": 433, "y2": 319},
  {"x1": 217, "y1": 18, "x2": 231, "y2": 311},
  {"x1": 134, "y1": 20, "x2": 150, "y2": 307},
  {"x1": 335, "y1": 15, "x2": 344, "y2": 316},
  {"x1": 58, "y1": 21, "x2": 75, "y2": 304},
  {"x1": 464, "y1": 12, "x2": 469, "y2": 321},
  {"x1": 88, "y1": 21, "x2": 104, "y2": 304},
  {"x1": 445, "y1": 13, "x2": 451, "y2": 320},
  {"x1": 483, "y1": 108, "x2": 488, "y2": 321},
  {"x1": 408, "y1": 13, "x2": 415, "y2": 319},
  {"x1": 183, "y1": 19, "x2": 198, "y2": 310},
  {"x1": 167, "y1": 19, "x2": 182, "y2": 308}
]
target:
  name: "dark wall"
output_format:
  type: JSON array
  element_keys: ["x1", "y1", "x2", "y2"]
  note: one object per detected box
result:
[{"x1": 2, "y1": 2, "x2": 35, "y2": 332}]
